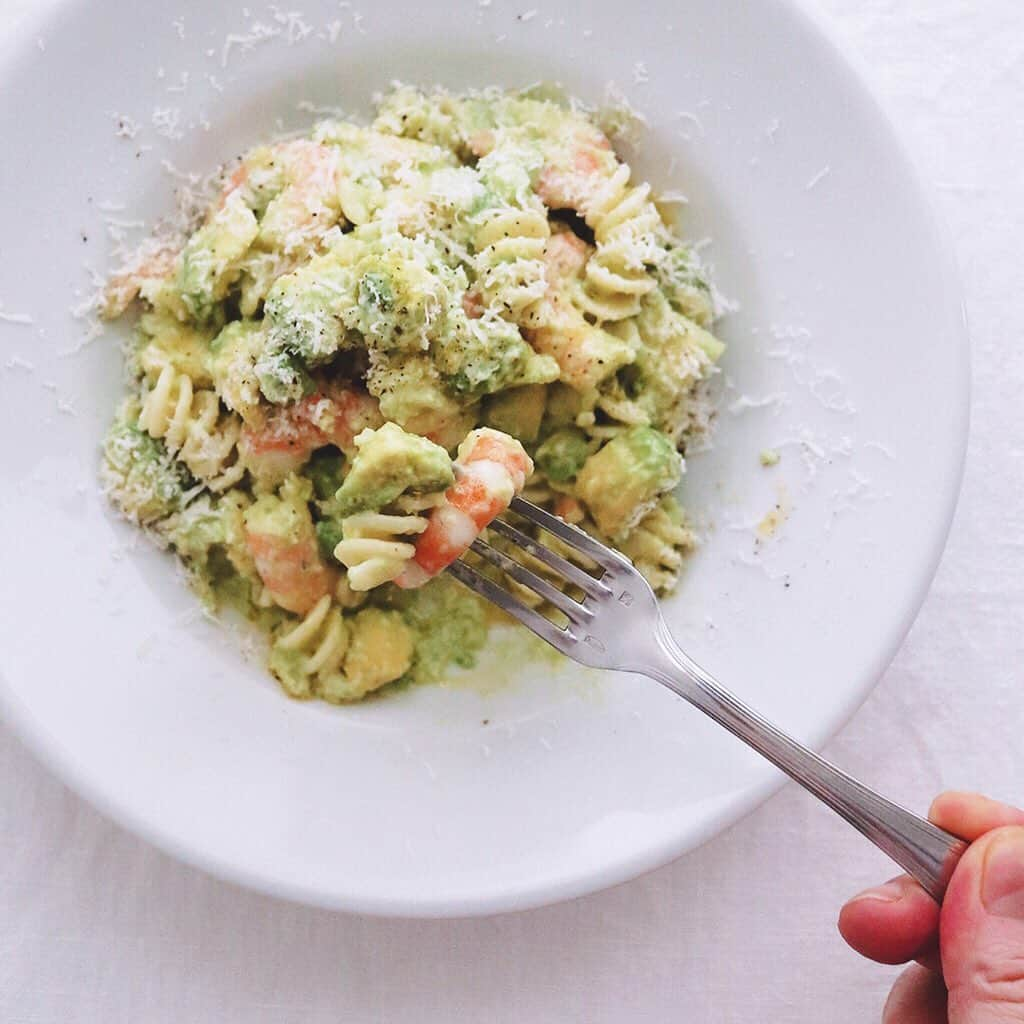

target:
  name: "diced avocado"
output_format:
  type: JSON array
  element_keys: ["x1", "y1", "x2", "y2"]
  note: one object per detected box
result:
[
  {"x1": 315, "y1": 517, "x2": 345, "y2": 562},
  {"x1": 263, "y1": 247, "x2": 359, "y2": 365},
  {"x1": 177, "y1": 192, "x2": 259, "y2": 321},
  {"x1": 535, "y1": 428, "x2": 591, "y2": 484},
  {"x1": 391, "y1": 575, "x2": 487, "y2": 683},
  {"x1": 268, "y1": 645, "x2": 315, "y2": 699},
  {"x1": 372, "y1": 85, "x2": 469, "y2": 151},
  {"x1": 541, "y1": 382, "x2": 584, "y2": 432},
  {"x1": 136, "y1": 311, "x2": 215, "y2": 387},
  {"x1": 575, "y1": 427, "x2": 682, "y2": 539},
  {"x1": 655, "y1": 242, "x2": 716, "y2": 327},
  {"x1": 693, "y1": 325, "x2": 726, "y2": 362},
  {"x1": 317, "y1": 608, "x2": 414, "y2": 702},
  {"x1": 165, "y1": 494, "x2": 227, "y2": 558},
  {"x1": 254, "y1": 348, "x2": 315, "y2": 406},
  {"x1": 332, "y1": 422, "x2": 454, "y2": 516},
  {"x1": 435, "y1": 316, "x2": 559, "y2": 398},
  {"x1": 161, "y1": 494, "x2": 232, "y2": 605},
  {"x1": 243, "y1": 475, "x2": 314, "y2": 544},
  {"x1": 482, "y1": 384, "x2": 546, "y2": 442},
  {"x1": 101, "y1": 418, "x2": 190, "y2": 524},
  {"x1": 304, "y1": 448, "x2": 346, "y2": 501},
  {"x1": 614, "y1": 291, "x2": 722, "y2": 431},
  {"x1": 367, "y1": 353, "x2": 473, "y2": 439},
  {"x1": 209, "y1": 319, "x2": 266, "y2": 421},
  {"x1": 347, "y1": 247, "x2": 461, "y2": 352}
]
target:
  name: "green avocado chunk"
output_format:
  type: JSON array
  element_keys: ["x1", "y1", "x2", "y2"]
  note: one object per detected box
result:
[
  {"x1": 575, "y1": 426, "x2": 682, "y2": 539},
  {"x1": 177, "y1": 194, "x2": 259, "y2": 322},
  {"x1": 263, "y1": 248, "x2": 358, "y2": 366},
  {"x1": 482, "y1": 384, "x2": 546, "y2": 442},
  {"x1": 534, "y1": 428, "x2": 591, "y2": 484},
  {"x1": 392, "y1": 576, "x2": 487, "y2": 683},
  {"x1": 332, "y1": 422, "x2": 454, "y2": 516},
  {"x1": 101, "y1": 419, "x2": 190, "y2": 524},
  {"x1": 434, "y1": 317, "x2": 559, "y2": 398},
  {"x1": 304, "y1": 448, "x2": 346, "y2": 501}
]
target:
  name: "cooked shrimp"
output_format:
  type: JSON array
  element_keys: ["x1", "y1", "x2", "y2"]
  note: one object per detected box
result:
[
  {"x1": 239, "y1": 386, "x2": 382, "y2": 480},
  {"x1": 524, "y1": 227, "x2": 633, "y2": 391},
  {"x1": 542, "y1": 227, "x2": 589, "y2": 286},
  {"x1": 257, "y1": 140, "x2": 343, "y2": 253},
  {"x1": 535, "y1": 129, "x2": 613, "y2": 212},
  {"x1": 553, "y1": 494, "x2": 585, "y2": 524},
  {"x1": 462, "y1": 290, "x2": 485, "y2": 319},
  {"x1": 467, "y1": 131, "x2": 496, "y2": 158},
  {"x1": 245, "y1": 530, "x2": 337, "y2": 615},
  {"x1": 394, "y1": 429, "x2": 533, "y2": 588},
  {"x1": 217, "y1": 161, "x2": 251, "y2": 207},
  {"x1": 102, "y1": 240, "x2": 179, "y2": 318}
]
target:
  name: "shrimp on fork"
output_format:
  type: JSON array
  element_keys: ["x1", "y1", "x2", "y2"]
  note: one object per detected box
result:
[{"x1": 394, "y1": 429, "x2": 533, "y2": 589}]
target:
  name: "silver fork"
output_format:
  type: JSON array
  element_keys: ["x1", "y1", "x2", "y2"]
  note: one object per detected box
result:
[{"x1": 448, "y1": 496, "x2": 968, "y2": 901}]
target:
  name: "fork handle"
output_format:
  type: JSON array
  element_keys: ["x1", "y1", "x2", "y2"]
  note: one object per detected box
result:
[{"x1": 648, "y1": 619, "x2": 968, "y2": 901}]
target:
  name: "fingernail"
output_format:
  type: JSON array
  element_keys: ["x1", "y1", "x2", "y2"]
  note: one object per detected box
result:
[
  {"x1": 981, "y1": 830, "x2": 1024, "y2": 919},
  {"x1": 849, "y1": 879, "x2": 906, "y2": 904}
]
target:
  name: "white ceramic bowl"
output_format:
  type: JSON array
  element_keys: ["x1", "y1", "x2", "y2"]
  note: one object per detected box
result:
[{"x1": 0, "y1": 0, "x2": 967, "y2": 916}]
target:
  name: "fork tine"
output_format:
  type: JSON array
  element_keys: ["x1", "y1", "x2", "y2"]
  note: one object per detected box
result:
[
  {"x1": 509, "y1": 497, "x2": 629, "y2": 569},
  {"x1": 447, "y1": 560, "x2": 574, "y2": 652},
  {"x1": 486, "y1": 518, "x2": 609, "y2": 597},
  {"x1": 469, "y1": 538, "x2": 594, "y2": 624}
]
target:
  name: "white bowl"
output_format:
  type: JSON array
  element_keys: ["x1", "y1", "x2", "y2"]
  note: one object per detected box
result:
[{"x1": 0, "y1": 0, "x2": 967, "y2": 915}]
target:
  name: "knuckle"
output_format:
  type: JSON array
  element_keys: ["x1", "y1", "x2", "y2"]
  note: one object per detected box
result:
[{"x1": 954, "y1": 947, "x2": 1024, "y2": 1014}]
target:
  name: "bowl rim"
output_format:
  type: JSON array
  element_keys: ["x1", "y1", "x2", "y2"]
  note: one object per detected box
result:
[{"x1": 0, "y1": 0, "x2": 970, "y2": 917}]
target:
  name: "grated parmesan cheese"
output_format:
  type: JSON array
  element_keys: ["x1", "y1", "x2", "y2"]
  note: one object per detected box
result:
[
  {"x1": 0, "y1": 305, "x2": 34, "y2": 326},
  {"x1": 166, "y1": 71, "x2": 190, "y2": 94},
  {"x1": 152, "y1": 106, "x2": 184, "y2": 140},
  {"x1": 728, "y1": 392, "x2": 787, "y2": 415},
  {"x1": 113, "y1": 113, "x2": 141, "y2": 139},
  {"x1": 805, "y1": 165, "x2": 831, "y2": 191}
]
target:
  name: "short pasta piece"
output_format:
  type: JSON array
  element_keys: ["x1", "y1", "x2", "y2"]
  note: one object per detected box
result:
[
  {"x1": 575, "y1": 165, "x2": 663, "y2": 322},
  {"x1": 333, "y1": 511, "x2": 430, "y2": 591},
  {"x1": 140, "y1": 365, "x2": 245, "y2": 491},
  {"x1": 617, "y1": 497, "x2": 698, "y2": 593},
  {"x1": 471, "y1": 205, "x2": 550, "y2": 326},
  {"x1": 271, "y1": 593, "x2": 350, "y2": 697},
  {"x1": 269, "y1": 599, "x2": 415, "y2": 702}
]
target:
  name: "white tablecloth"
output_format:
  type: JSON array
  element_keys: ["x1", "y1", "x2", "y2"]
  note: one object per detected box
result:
[{"x1": 2, "y1": 1, "x2": 1021, "y2": 1019}]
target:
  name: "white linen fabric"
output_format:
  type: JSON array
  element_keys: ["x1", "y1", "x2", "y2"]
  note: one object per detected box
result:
[{"x1": 2, "y1": 1, "x2": 1021, "y2": 1019}]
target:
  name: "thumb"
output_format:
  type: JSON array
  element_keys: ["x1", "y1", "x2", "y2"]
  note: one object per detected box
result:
[{"x1": 942, "y1": 826, "x2": 1024, "y2": 1023}]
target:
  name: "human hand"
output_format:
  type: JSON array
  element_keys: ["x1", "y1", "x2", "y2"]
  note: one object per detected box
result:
[{"x1": 839, "y1": 792, "x2": 1024, "y2": 1022}]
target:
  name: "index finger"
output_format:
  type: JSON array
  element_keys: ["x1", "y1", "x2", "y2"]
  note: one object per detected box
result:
[{"x1": 928, "y1": 792, "x2": 1024, "y2": 841}]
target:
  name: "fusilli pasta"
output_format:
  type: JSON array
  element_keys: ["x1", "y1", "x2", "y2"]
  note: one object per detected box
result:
[
  {"x1": 333, "y1": 511, "x2": 430, "y2": 591},
  {"x1": 576, "y1": 165, "x2": 662, "y2": 322},
  {"x1": 617, "y1": 498, "x2": 697, "y2": 592},
  {"x1": 140, "y1": 365, "x2": 245, "y2": 491},
  {"x1": 472, "y1": 206, "x2": 550, "y2": 325},
  {"x1": 270, "y1": 593, "x2": 349, "y2": 697}
]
